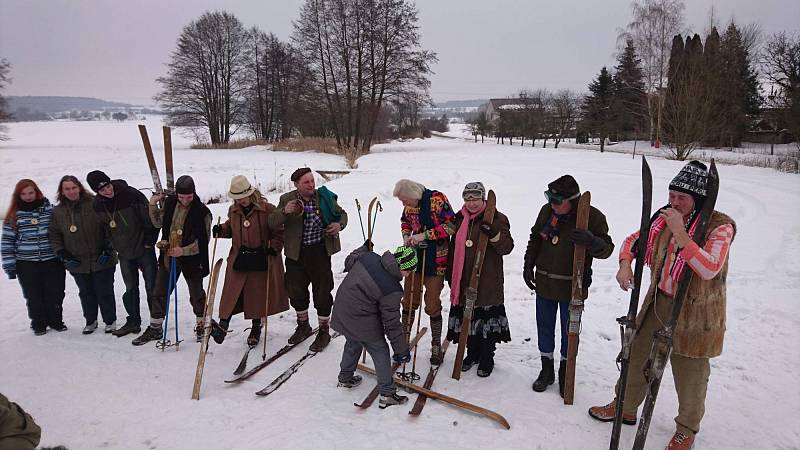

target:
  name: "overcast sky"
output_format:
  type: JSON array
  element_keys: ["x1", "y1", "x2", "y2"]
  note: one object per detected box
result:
[{"x1": 1, "y1": 0, "x2": 797, "y2": 105}]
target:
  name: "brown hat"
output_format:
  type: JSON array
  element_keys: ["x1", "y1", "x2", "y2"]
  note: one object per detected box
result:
[
  {"x1": 228, "y1": 175, "x2": 255, "y2": 200},
  {"x1": 290, "y1": 167, "x2": 312, "y2": 182}
]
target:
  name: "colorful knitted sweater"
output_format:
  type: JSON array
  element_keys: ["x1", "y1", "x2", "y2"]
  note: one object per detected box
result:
[{"x1": 400, "y1": 190, "x2": 457, "y2": 276}]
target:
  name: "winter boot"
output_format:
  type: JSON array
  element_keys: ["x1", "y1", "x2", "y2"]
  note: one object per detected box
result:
[
  {"x1": 477, "y1": 340, "x2": 496, "y2": 378},
  {"x1": 288, "y1": 320, "x2": 313, "y2": 345},
  {"x1": 532, "y1": 356, "x2": 555, "y2": 392},
  {"x1": 558, "y1": 359, "x2": 567, "y2": 397},
  {"x1": 337, "y1": 374, "x2": 363, "y2": 389},
  {"x1": 429, "y1": 315, "x2": 444, "y2": 365},
  {"x1": 33, "y1": 326, "x2": 47, "y2": 336},
  {"x1": 666, "y1": 432, "x2": 695, "y2": 450},
  {"x1": 379, "y1": 392, "x2": 409, "y2": 409},
  {"x1": 104, "y1": 321, "x2": 117, "y2": 334},
  {"x1": 194, "y1": 319, "x2": 205, "y2": 342},
  {"x1": 309, "y1": 326, "x2": 331, "y2": 352},
  {"x1": 112, "y1": 320, "x2": 141, "y2": 337},
  {"x1": 461, "y1": 335, "x2": 481, "y2": 371},
  {"x1": 132, "y1": 325, "x2": 163, "y2": 346},
  {"x1": 247, "y1": 319, "x2": 262, "y2": 347},
  {"x1": 587, "y1": 401, "x2": 637, "y2": 425},
  {"x1": 50, "y1": 322, "x2": 68, "y2": 332},
  {"x1": 211, "y1": 319, "x2": 230, "y2": 344},
  {"x1": 82, "y1": 321, "x2": 98, "y2": 335}
]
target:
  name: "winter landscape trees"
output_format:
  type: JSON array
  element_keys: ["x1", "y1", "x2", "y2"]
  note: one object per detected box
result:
[{"x1": 0, "y1": 58, "x2": 11, "y2": 140}]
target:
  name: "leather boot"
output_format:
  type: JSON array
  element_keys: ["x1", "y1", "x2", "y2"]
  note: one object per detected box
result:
[{"x1": 532, "y1": 356, "x2": 555, "y2": 392}]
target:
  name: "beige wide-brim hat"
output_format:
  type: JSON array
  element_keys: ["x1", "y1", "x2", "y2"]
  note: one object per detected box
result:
[{"x1": 228, "y1": 175, "x2": 255, "y2": 200}]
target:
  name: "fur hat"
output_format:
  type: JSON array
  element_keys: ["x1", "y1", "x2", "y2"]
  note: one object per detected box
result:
[
  {"x1": 228, "y1": 175, "x2": 255, "y2": 200},
  {"x1": 175, "y1": 175, "x2": 196, "y2": 195},
  {"x1": 86, "y1": 170, "x2": 111, "y2": 192},
  {"x1": 393, "y1": 245, "x2": 418, "y2": 271},
  {"x1": 291, "y1": 167, "x2": 312, "y2": 183}
]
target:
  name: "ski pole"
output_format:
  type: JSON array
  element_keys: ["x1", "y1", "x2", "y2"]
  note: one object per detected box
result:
[
  {"x1": 262, "y1": 240, "x2": 272, "y2": 361},
  {"x1": 400, "y1": 246, "x2": 418, "y2": 378},
  {"x1": 355, "y1": 199, "x2": 365, "y2": 240},
  {"x1": 410, "y1": 241, "x2": 428, "y2": 382},
  {"x1": 173, "y1": 255, "x2": 179, "y2": 349},
  {"x1": 370, "y1": 201, "x2": 383, "y2": 238}
]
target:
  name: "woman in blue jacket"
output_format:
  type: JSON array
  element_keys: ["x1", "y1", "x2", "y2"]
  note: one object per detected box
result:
[{"x1": 2, "y1": 179, "x2": 66, "y2": 335}]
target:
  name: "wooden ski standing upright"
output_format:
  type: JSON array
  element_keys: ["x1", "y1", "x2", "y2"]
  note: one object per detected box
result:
[
  {"x1": 451, "y1": 190, "x2": 496, "y2": 379},
  {"x1": 191, "y1": 257, "x2": 224, "y2": 399},
  {"x1": 563, "y1": 191, "x2": 591, "y2": 405}
]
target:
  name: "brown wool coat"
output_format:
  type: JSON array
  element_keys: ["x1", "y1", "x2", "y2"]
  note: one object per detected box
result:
[
  {"x1": 218, "y1": 199, "x2": 289, "y2": 320},
  {"x1": 637, "y1": 211, "x2": 736, "y2": 358},
  {"x1": 445, "y1": 210, "x2": 514, "y2": 306}
]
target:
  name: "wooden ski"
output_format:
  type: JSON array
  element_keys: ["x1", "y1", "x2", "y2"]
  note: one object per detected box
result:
[
  {"x1": 354, "y1": 327, "x2": 427, "y2": 409},
  {"x1": 224, "y1": 327, "x2": 319, "y2": 383},
  {"x1": 357, "y1": 363, "x2": 510, "y2": 430},
  {"x1": 563, "y1": 191, "x2": 591, "y2": 405},
  {"x1": 452, "y1": 189, "x2": 496, "y2": 379},
  {"x1": 191, "y1": 257, "x2": 224, "y2": 400},
  {"x1": 163, "y1": 126, "x2": 174, "y2": 193},
  {"x1": 138, "y1": 125, "x2": 163, "y2": 194},
  {"x1": 409, "y1": 338, "x2": 451, "y2": 415}
]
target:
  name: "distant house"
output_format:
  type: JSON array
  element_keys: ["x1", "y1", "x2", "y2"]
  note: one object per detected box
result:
[{"x1": 479, "y1": 98, "x2": 536, "y2": 124}]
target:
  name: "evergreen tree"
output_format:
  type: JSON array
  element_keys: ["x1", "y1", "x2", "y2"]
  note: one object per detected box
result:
[
  {"x1": 718, "y1": 23, "x2": 759, "y2": 147},
  {"x1": 613, "y1": 39, "x2": 648, "y2": 138},
  {"x1": 582, "y1": 66, "x2": 617, "y2": 152}
]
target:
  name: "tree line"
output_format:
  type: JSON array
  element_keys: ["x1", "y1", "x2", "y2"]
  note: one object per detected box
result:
[{"x1": 154, "y1": 2, "x2": 436, "y2": 152}]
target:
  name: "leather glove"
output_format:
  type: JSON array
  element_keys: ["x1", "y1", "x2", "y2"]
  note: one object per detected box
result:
[
  {"x1": 583, "y1": 267, "x2": 593, "y2": 289},
  {"x1": 212, "y1": 224, "x2": 221, "y2": 238},
  {"x1": 7, "y1": 271, "x2": 16, "y2": 280},
  {"x1": 57, "y1": 250, "x2": 81, "y2": 269},
  {"x1": 570, "y1": 229, "x2": 605, "y2": 253},
  {"x1": 523, "y1": 258, "x2": 536, "y2": 291},
  {"x1": 479, "y1": 221, "x2": 497, "y2": 236},
  {"x1": 392, "y1": 350, "x2": 411, "y2": 364}
]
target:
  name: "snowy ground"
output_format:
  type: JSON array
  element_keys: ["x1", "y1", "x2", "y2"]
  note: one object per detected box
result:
[{"x1": 1, "y1": 118, "x2": 799, "y2": 450}]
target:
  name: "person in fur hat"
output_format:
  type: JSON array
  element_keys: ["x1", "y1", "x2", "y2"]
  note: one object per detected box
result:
[{"x1": 588, "y1": 161, "x2": 736, "y2": 450}]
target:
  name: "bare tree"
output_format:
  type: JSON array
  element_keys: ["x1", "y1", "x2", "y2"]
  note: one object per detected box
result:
[
  {"x1": 761, "y1": 31, "x2": 800, "y2": 147},
  {"x1": 155, "y1": 11, "x2": 249, "y2": 145},
  {"x1": 0, "y1": 58, "x2": 11, "y2": 141},
  {"x1": 619, "y1": 0, "x2": 685, "y2": 146},
  {"x1": 293, "y1": 0, "x2": 436, "y2": 153},
  {"x1": 552, "y1": 89, "x2": 580, "y2": 148}
]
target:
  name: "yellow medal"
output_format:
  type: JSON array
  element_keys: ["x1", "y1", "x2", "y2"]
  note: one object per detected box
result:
[
  {"x1": 465, "y1": 239, "x2": 473, "y2": 248},
  {"x1": 109, "y1": 220, "x2": 117, "y2": 229},
  {"x1": 243, "y1": 219, "x2": 251, "y2": 228},
  {"x1": 31, "y1": 218, "x2": 39, "y2": 225},
  {"x1": 69, "y1": 224, "x2": 77, "y2": 233},
  {"x1": 552, "y1": 235, "x2": 559, "y2": 245},
  {"x1": 177, "y1": 229, "x2": 183, "y2": 236}
]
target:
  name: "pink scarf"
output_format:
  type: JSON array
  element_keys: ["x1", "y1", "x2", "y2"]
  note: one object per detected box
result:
[
  {"x1": 644, "y1": 213, "x2": 700, "y2": 282},
  {"x1": 450, "y1": 201, "x2": 487, "y2": 306}
]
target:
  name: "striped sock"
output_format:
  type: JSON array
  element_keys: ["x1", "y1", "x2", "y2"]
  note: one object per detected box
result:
[
  {"x1": 318, "y1": 316, "x2": 330, "y2": 330},
  {"x1": 296, "y1": 309, "x2": 309, "y2": 322},
  {"x1": 151, "y1": 318, "x2": 164, "y2": 328}
]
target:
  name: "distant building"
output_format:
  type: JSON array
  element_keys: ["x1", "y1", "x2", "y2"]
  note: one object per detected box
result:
[{"x1": 479, "y1": 98, "x2": 538, "y2": 124}]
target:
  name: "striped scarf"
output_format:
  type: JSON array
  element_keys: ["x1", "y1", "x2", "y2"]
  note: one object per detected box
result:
[{"x1": 644, "y1": 211, "x2": 700, "y2": 282}]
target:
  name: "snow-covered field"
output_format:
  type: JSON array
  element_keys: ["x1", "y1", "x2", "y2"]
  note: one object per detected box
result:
[{"x1": 1, "y1": 118, "x2": 799, "y2": 450}]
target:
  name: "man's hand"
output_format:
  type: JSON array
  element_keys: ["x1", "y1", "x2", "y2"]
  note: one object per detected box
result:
[
  {"x1": 325, "y1": 222, "x2": 342, "y2": 235},
  {"x1": 410, "y1": 233, "x2": 426, "y2": 246},
  {"x1": 616, "y1": 261, "x2": 634, "y2": 291},
  {"x1": 149, "y1": 193, "x2": 165, "y2": 206},
  {"x1": 523, "y1": 258, "x2": 536, "y2": 291},
  {"x1": 392, "y1": 350, "x2": 411, "y2": 364},
  {"x1": 284, "y1": 199, "x2": 302, "y2": 215}
]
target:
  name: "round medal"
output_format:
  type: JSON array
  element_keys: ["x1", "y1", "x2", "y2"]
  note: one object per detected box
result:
[
  {"x1": 109, "y1": 220, "x2": 117, "y2": 229},
  {"x1": 243, "y1": 219, "x2": 251, "y2": 228},
  {"x1": 551, "y1": 235, "x2": 559, "y2": 245},
  {"x1": 31, "y1": 218, "x2": 39, "y2": 225},
  {"x1": 176, "y1": 229, "x2": 183, "y2": 236},
  {"x1": 69, "y1": 224, "x2": 78, "y2": 233},
  {"x1": 465, "y1": 239, "x2": 473, "y2": 248}
]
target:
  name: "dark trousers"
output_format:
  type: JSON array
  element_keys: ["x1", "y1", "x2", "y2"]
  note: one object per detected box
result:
[
  {"x1": 536, "y1": 295, "x2": 569, "y2": 358},
  {"x1": 285, "y1": 243, "x2": 334, "y2": 317},
  {"x1": 339, "y1": 337, "x2": 396, "y2": 395},
  {"x1": 72, "y1": 267, "x2": 117, "y2": 325},
  {"x1": 151, "y1": 258, "x2": 206, "y2": 320},
  {"x1": 118, "y1": 248, "x2": 157, "y2": 326},
  {"x1": 16, "y1": 259, "x2": 66, "y2": 329}
]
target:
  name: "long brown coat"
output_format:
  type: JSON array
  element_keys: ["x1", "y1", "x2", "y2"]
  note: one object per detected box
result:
[{"x1": 218, "y1": 199, "x2": 289, "y2": 320}]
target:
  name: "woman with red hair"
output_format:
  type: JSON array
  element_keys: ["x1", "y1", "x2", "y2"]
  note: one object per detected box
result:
[{"x1": 1, "y1": 179, "x2": 66, "y2": 335}]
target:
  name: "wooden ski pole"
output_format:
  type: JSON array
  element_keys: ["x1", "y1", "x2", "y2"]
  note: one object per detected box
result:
[
  {"x1": 410, "y1": 242, "x2": 428, "y2": 381},
  {"x1": 261, "y1": 240, "x2": 271, "y2": 361}
]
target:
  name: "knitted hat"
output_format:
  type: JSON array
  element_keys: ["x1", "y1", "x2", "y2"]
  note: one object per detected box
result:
[
  {"x1": 86, "y1": 170, "x2": 111, "y2": 192},
  {"x1": 291, "y1": 167, "x2": 312, "y2": 182},
  {"x1": 393, "y1": 245, "x2": 418, "y2": 271},
  {"x1": 175, "y1": 175, "x2": 196, "y2": 195},
  {"x1": 669, "y1": 161, "x2": 708, "y2": 200},
  {"x1": 462, "y1": 182, "x2": 486, "y2": 200},
  {"x1": 228, "y1": 175, "x2": 255, "y2": 200}
]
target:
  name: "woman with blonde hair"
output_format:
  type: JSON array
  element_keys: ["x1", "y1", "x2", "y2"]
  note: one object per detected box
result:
[{"x1": 211, "y1": 175, "x2": 289, "y2": 346}]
